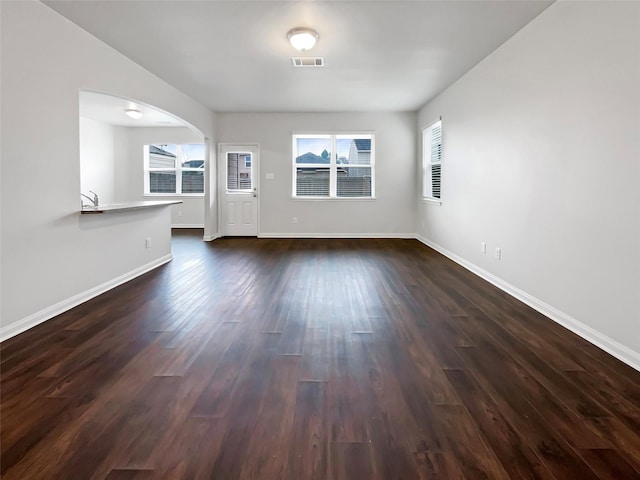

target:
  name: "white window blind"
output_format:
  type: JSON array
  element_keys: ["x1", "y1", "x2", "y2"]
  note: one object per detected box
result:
[{"x1": 422, "y1": 121, "x2": 442, "y2": 200}]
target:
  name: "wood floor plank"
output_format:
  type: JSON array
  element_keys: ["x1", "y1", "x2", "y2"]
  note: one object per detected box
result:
[
  {"x1": 567, "y1": 369, "x2": 640, "y2": 433},
  {"x1": 0, "y1": 396, "x2": 70, "y2": 475},
  {"x1": 348, "y1": 332, "x2": 424, "y2": 480},
  {"x1": 582, "y1": 415, "x2": 640, "y2": 473},
  {"x1": 188, "y1": 338, "x2": 250, "y2": 418},
  {"x1": 455, "y1": 314, "x2": 612, "y2": 450},
  {"x1": 444, "y1": 368, "x2": 554, "y2": 479},
  {"x1": 456, "y1": 344, "x2": 601, "y2": 479},
  {"x1": 579, "y1": 448, "x2": 640, "y2": 479},
  {"x1": 2, "y1": 231, "x2": 639, "y2": 479},
  {"x1": 238, "y1": 355, "x2": 301, "y2": 480},
  {"x1": 300, "y1": 325, "x2": 330, "y2": 382},
  {"x1": 150, "y1": 417, "x2": 227, "y2": 479},
  {"x1": 104, "y1": 469, "x2": 155, "y2": 480},
  {"x1": 413, "y1": 449, "x2": 466, "y2": 480},
  {"x1": 207, "y1": 333, "x2": 279, "y2": 479},
  {"x1": 286, "y1": 380, "x2": 328, "y2": 480},
  {"x1": 329, "y1": 442, "x2": 374, "y2": 479},
  {"x1": 327, "y1": 331, "x2": 369, "y2": 443},
  {"x1": 433, "y1": 403, "x2": 512, "y2": 479},
  {"x1": 162, "y1": 417, "x2": 228, "y2": 479}
]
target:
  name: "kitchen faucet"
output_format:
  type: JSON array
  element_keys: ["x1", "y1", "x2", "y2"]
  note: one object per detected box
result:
[{"x1": 81, "y1": 191, "x2": 99, "y2": 207}]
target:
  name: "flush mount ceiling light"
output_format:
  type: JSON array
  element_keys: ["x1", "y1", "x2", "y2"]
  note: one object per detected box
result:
[
  {"x1": 125, "y1": 109, "x2": 142, "y2": 119},
  {"x1": 287, "y1": 27, "x2": 318, "y2": 51}
]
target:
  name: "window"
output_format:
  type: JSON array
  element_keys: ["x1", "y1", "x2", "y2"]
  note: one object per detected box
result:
[
  {"x1": 226, "y1": 152, "x2": 253, "y2": 191},
  {"x1": 145, "y1": 143, "x2": 205, "y2": 195},
  {"x1": 422, "y1": 121, "x2": 442, "y2": 200},
  {"x1": 292, "y1": 134, "x2": 374, "y2": 198}
]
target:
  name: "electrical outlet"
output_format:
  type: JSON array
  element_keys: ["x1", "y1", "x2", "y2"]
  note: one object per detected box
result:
[
  {"x1": 292, "y1": 217, "x2": 298, "y2": 224},
  {"x1": 145, "y1": 237, "x2": 151, "y2": 249},
  {"x1": 266, "y1": 173, "x2": 275, "y2": 180},
  {"x1": 495, "y1": 247, "x2": 501, "y2": 260},
  {"x1": 178, "y1": 211, "x2": 183, "y2": 217},
  {"x1": 481, "y1": 242, "x2": 486, "y2": 254}
]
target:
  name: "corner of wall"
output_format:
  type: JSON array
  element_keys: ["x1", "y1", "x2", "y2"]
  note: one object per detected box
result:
[{"x1": 415, "y1": 235, "x2": 640, "y2": 372}]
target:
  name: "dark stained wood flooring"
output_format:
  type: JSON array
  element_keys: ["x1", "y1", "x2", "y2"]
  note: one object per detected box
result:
[{"x1": 2, "y1": 229, "x2": 640, "y2": 479}]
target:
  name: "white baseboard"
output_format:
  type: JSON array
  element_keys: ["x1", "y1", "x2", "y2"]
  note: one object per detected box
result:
[
  {"x1": 415, "y1": 234, "x2": 640, "y2": 372},
  {"x1": 203, "y1": 233, "x2": 220, "y2": 242},
  {"x1": 258, "y1": 232, "x2": 416, "y2": 239},
  {"x1": 172, "y1": 224, "x2": 204, "y2": 229},
  {"x1": 0, "y1": 254, "x2": 173, "y2": 343}
]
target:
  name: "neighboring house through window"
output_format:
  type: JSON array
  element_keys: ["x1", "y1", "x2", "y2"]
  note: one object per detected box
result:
[
  {"x1": 145, "y1": 143, "x2": 205, "y2": 195},
  {"x1": 422, "y1": 120, "x2": 442, "y2": 200},
  {"x1": 293, "y1": 134, "x2": 374, "y2": 198},
  {"x1": 227, "y1": 152, "x2": 253, "y2": 191}
]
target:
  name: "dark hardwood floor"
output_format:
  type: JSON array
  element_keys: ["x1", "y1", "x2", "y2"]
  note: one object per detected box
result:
[{"x1": 2, "y1": 229, "x2": 639, "y2": 479}]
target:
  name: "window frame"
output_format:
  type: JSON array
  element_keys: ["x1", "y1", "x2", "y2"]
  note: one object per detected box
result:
[
  {"x1": 422, "y1": 120, "x2": 442, "y2": 203},
  {"x1": 291, "y1": 132, "x2": 375, "y2": 200},
  {"x1": 144, "y1": 143, "x2": 205, "y2": 197}
]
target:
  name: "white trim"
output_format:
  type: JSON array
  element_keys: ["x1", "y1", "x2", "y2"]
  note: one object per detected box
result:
[
  {"x1": 421, "y1": 197, "x2": 443, "y2": 206},
  {"x1": 171, "y1": 224, "x2": 204, "y2": 229},
  {"x1": 291, "y1": 197, "x2": 377, "y2": 202},
  {"x1": 259, "y1": 232, "x2": 415, "y2": 239},
  {"x1": 203, "y1": 233, "x2": 221, "y2": 242},
  {"x1": 415, "y1": 234, "x2": 640, "y2": 372},
  {"x1": 144, "y1": 194, "x2": 205, "y2": 198},
  {"x1": 0, "y1": 254, "x2": 173, "y2": 343},
  {"x1": 291, "y1": 130, "x2": 375, "y2": 136},
  {"x1": 419, "y1": 115, "x2": 443, "y2": 133}
]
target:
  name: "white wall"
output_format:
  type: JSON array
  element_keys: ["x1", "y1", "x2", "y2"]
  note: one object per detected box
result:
[
  {"x1": 417, "y1": 1, "x2": 640, "y2": 367},
  {"x1": 0, "y1": 1, "x2": 216, "y2": 337},
  {"x1": 217, "y1": 112, "x2": 416, "y2": 237},
  {"x1": 114, "y1": 127, "x2": 205, "y2": 227},
  {"x1": 80, "y1": 117, "x2": 115, "y2": 205}
]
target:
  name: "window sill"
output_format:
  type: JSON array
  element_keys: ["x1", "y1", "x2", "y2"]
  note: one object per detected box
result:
[
  {"x1": 422, "y1": 197, "x2": 442, "y2": 206},
  {"x1": 225, "y1": 190, "x2": 253, "y2": 195},
  {"x1": 144, "y1": 194, "x2": 204, "y2": 198},
  {"x1": 292, "y1": 196, "x2": 376, "y2": 201}
]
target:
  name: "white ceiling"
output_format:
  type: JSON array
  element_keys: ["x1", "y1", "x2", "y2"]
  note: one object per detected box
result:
[
  {"x1": 47, "y1": 0, "x2": 553, "y2": 113},
  {"x1": 79, "y1": 91, "x2": 186, "y2": 127}
]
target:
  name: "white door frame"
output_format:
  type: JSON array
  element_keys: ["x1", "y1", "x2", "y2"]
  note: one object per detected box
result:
[{"x1": 218, "y1": 143, "x2": 260, "y2": 236}]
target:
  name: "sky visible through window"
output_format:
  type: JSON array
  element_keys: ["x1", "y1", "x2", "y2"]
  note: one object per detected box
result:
[
  {"x1": 297, "y1": 137, "x2": 353, "y2": 159},
  {"x1": 160, "y1": 144, "x2": 177, "y2": 156},
  {"x1": 180, "y1": 144, "x2": 204, "y2": 166},
  {"x1": 155, "y1": 144, "x2": 204, "y2": 167}
]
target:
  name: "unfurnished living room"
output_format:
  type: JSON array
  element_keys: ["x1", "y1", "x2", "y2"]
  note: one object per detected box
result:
[{"x1": 1, "y1": 0, "x2": 639, "y2": 479}]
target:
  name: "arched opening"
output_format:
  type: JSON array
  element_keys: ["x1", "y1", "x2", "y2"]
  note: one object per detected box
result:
[{"x1": 79, "y1": 90, "x2": 208, "y2": 231}]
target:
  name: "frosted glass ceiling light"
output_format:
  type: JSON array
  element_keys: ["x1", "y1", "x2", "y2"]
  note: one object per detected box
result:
[
  {"x1": 287, "y1": 27, "x2": 318, "y2": 51},
  {"x1": 125, "y1": 109, "x2": 142, "y2": 119}
]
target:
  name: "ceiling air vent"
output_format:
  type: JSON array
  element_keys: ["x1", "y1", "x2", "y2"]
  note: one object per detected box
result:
[{"x1": 291, "y1": 57, "x2": 324, "y2": 68}]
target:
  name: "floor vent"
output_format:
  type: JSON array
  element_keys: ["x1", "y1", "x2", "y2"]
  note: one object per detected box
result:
[{"x1": 291, "y1": 57, "x2": 324, "y2": 67}]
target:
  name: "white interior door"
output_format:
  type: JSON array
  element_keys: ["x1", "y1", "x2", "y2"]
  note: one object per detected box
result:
[{"x1": 219, "y1": 144, "x2": 259, "y2": 236}]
